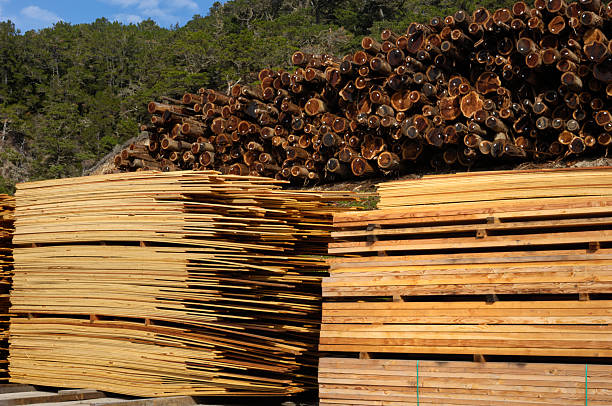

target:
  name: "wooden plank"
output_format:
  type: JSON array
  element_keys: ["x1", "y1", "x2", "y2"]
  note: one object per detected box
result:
[
  {"x1": 332, "y1": 217, "x2": 612, "y2": 239},
  {"x1": 319, "y1": 357, "x2": 612, "y2": 405},
  {"x1": 328, "y1": 230, "x2": 612, "y2": 254},
  {"x1": 328, "y1": 248, "x2": 612, "y2": 267},
  {"x1": 323, "y1": 262, "x2": 612, "y2": 296},
  {"x1": 375, "y1": 168, "x2": 612, "y2": 209},
  {"x1": 319, "y1": 298, "x2": 612, "y2": 356},
  {"x1": 333, "y1": 196, "x2": 612, "y2": 227}
]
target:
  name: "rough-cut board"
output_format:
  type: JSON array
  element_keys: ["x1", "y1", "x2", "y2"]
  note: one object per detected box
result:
[
  {"x1": 321, "y1": 167, "x2": 612, "y2": 403},
  {"x1": 375, "y1": 167, "x2": 612, "y2": 209},
  {"x1": 320, "y1": 299, "x2": 612, "y2": 357},
  {"x1": 325, "y1": 249, "x2": 612, "y2": 297},
  {"x1": 319, "y1": 358, "x2": 612, "y2": 406},
  {"x1": 325, "y1": 167, "x2": 612, "y2": 297},
  {"x1": 9, "y1": 171, "x2": 354, "y2": 397},
  {"x1": 10, "y1": 318, "x2": 304, "y2": 396}
]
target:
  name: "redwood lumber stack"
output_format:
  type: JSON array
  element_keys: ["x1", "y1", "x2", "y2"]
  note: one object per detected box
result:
[
  {"x1": 117, "y1": 0, "x2": 611, "y2": 182},
  {"x1": 0, "y1": 196, "x2": 13, "y2": 382},
  {"x1": 320, "y1": 358, "x2": 612, "y2": 405},
  {"x1": 8, "y1": 171, "x2": 354, "y2": 397},
  {"x1": 327, "y1": 167, "x2": 612, "y2": 297},
  {"x1": 320, "y1": 167, "x2": 612, "y2": 404},
  {"x1": 322, "y1": 299, "x2": 612, "y2": 356}
]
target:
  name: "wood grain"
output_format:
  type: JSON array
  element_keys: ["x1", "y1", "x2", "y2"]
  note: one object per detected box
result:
[
  {"x1": 319, "y1": 358, "x2": 612, "y2": 406},
  {"x1": 321, "y1": 167, "x2": 612, "y2": 403},
  {"x1": 325, "y1": 167, "x2": 612, "y2": 297},
  {"x1": 9, "y1": 170, "x2": 353, "y2": 396}
]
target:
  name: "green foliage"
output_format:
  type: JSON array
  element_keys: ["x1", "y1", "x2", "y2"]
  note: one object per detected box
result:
[
  {"x1": 0, "y1": 147, "x2": 20, "y2": 165},
  {"x1": 0, "y1": 176, "x2": 15, "y2": 195},
  {"x1": 336, "y1": 194, "x2": 380, "y2": 210},
  {"x1": 0, "y1": 0, "x2": 516, "y2": 185}
]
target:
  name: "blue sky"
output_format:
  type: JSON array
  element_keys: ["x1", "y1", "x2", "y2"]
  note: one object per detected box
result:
[{"x1": 0, "y1": 0, "x2": 224, "y2": 32}]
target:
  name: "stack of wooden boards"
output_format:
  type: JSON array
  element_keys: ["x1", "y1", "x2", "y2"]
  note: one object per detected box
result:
[
  {"x1": 8, "y1": 171, "x2": 354, "y2": 397},
  {"x1": 319, "y1": 358, "x2": 611, "y2": 405},
  {"x1": 0, "y1": 195, "x2": 13, "y2": 382},
  {"x1": 320, "y1": 167, "x2": 612, "y2": 405}
]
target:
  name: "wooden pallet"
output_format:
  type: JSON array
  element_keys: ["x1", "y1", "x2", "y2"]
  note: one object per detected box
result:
[
  {"x1": 9, "y1": 171, "x2": 354, "y2": 397},
  {"x1": 319, "y1": 357, "x2": 612, "y2": 406}
]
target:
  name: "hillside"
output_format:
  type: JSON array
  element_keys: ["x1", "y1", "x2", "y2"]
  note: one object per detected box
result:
[{"x1": 0, "y1": 0, "x2": 517, "y2": 194}]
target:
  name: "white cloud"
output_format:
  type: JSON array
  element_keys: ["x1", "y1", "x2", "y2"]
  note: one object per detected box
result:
[
  {"x1": 136, "y1": 0, "x2": 159, "y2": 8},
  {"x1": 168, "y1": 0, "x2": 197, "y2": 10},
  {"x1": 113, "y1": 13, "x2": 142, "y2": 24},
  {"x1": 104, "y1": 0, "x2": 140, "y2": 7},
  {"x1": 102, "y1": 0, "x2": 197, "y2": 10},
  {"x1": 20, "y1": 5, "x2": 61, "y2": 24},
  {"x1": 138, "y1": 7, "x2": 176, "y2": 23},
  {"x1": 99, "y1": 0, "x2": 198, "y2": 24}
]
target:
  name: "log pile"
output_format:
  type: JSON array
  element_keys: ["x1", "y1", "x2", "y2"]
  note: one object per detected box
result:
[
  {"x1": 116, "y1": 0, "x2": 611, "y2": 183},
  {"x1": 0, "y1": 196, "x2": 13, "y2": 382},
  {"x1": 8, "y1": 171, "x2": 354, "y2": 396},
  {"x1": 320, "y1": 167, "x2": 612, "y2": 404}
]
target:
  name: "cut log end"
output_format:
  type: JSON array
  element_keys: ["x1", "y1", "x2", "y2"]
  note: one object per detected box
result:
[
  {"x1": 460, "y1": 92, "x2": 484, "y2": 118},
  {"x1": 351, "y1": 157, "x2": 374, "y2": 177}
]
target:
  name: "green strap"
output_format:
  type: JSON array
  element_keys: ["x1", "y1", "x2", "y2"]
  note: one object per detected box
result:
[
  {"x1": 585, "y1": 363, "x2": 588, "y2": 406},
  {"x1": 416, "y1": 360, "x2": 419, "y2": 405}
]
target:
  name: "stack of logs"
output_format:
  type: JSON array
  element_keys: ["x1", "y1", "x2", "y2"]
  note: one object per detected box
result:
[{"x1": 115, "y1": 0, "x2": 612, "y2": 183}]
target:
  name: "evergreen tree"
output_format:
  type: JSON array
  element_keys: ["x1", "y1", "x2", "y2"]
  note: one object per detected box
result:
[{"x1": 0, "y1": 0, "x2": 515, "y2": 193}]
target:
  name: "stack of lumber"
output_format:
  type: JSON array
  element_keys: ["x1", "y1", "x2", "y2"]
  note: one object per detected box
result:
[
  {"x1": 8, "y1": 171, "x2": 354, "y2": 397},
  {"x1": 0, "y1": 196, "x2": 13, "y2": 382},
  {"x1": 320, "y1": 358, "x2": 612, "y2": 405},
  {"x1": 116, "y1": 0, "x2": 611, "y2": 182},
  {"x1": 326, "y1": 167, "x2": 612, "y2": 297},
  {"x1": 320, "y1": 167, "x2": 612, "y2": 404},
  {"x1": 321, "y1": 299, "x2": 612, "y2": 356}
]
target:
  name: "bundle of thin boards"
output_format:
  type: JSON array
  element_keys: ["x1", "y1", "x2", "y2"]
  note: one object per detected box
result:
[
  {"x1": 0, "y1": 195, "x2": 13, "y2": 381},
  {"x1": 8, "y1": 171, "x2": 354, "y2": 397},
  {"x1": 321, "y1": 167, "x2": 612, "y2": 405}
]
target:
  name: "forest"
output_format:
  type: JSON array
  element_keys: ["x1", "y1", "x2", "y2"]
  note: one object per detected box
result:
[{"x1": 0, "y1": 0, "x2": 514, "y2": 193}]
